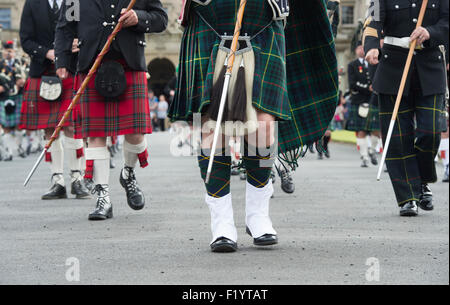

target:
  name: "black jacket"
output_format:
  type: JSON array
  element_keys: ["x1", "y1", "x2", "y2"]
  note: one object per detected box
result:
[
  {"x1": 348, "y1": 58, "x2": 372, "y2": 105},
  {"x1": 20, "y1": 0, "x2": 76, "y2": 77},
  {"x1": 363, "y1": 0, "x2": 449, "y2": 96},
  {"x1": 55, "y1": 0, "x2": 168, "y2": 73}
]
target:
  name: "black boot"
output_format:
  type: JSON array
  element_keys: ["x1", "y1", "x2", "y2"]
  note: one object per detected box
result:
[
  {"x1": 419, "y1": 184, "x2": 434, "y2": 211},
  {"x1": 120, "y1": 166, "x2": 145, "y2": 210},
  {"x1": 70, "y1": 171, "x2": 90, "y2": 199},
  {"x1": 246, "y1": 227, "x2": 278, "y2": 246},
  {"x1": 210, "y1": 237, "x2": 238, "y2": 253},
  {"x1": 88, "y1": 185, "x2": 113, "y2": 221},
  {"x1": 279, "y1": 169, "x2": 295, "y2": 194},
  {"x1": 42, "y1": 174, "x2": 68, "y2": 200},
  {"x1": 369, "y1": 151, "x2": 378, "y2": 166},
  {"x1": 400, "y1": 201, "x2": 419, "y2": 217},
  {"x1": 361, "y1": 157, "x2": 369, "y2": 168}
]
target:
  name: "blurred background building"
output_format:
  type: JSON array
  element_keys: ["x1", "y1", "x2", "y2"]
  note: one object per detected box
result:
[{"x1": 0, "y1": 0, "x2": 370, "y2": 94}]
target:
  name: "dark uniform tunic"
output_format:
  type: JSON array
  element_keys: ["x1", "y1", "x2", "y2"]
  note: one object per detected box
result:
[
  {"x1": 54, "y1": 0, "x2": 168, "y2": 139},
  {"x1": 0, "y1": 58, "x2": 26, "y2": 128},
  {"x1": 364, "y1": 0, "x2": 449, "y2": 205}
]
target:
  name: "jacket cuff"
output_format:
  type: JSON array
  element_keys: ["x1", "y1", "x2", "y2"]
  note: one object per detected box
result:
[
  {"x1": 132, "y1": 10, "x2": 152, "y2": 33},
  {"x1": 55, "y1": 53, "x2": 71, "y2": 70}
]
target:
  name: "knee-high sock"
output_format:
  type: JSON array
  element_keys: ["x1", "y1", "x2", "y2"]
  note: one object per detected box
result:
[
  {"x1": 198, "y1": 148, "x2": 231, "y2": 198},
  {"x1": 47, "y1": 137, "x2": 65, "y2": 186},
  {"x1": 85, "y1": 147, "x2": 110, "y2": 186},
  {"x1": 0, "y1": 133, "x2": 8, "y2": 156},
  {"x1": 64, "y1": 136, "x2": 85, "y2": 183},
  {"x1": 440, "y1": 138, "x2": 449, "y2": 167},
  {"x1": 123, "y1": 138, "x2": 148, "y2": 169},
  {"x1": 369, "y1": 135, "x2": 380, "y2": 155},
  {"x1": 243, "y1": 143, "x2": 275, "y2": 188},
  {"x1": 356, "y1": 137, "x2": 369, "y2": 160},
  {"x1": 3, "y1": 132, "x2": 17, "y2": 155}
]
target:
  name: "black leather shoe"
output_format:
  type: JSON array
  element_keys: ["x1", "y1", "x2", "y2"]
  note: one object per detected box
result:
[
  {"x1": 88, "y1": 185, "x2": 113, "y2": 221},
  {"x1": 279, "y1": 169, "x2": 295, "y2": 194},
  {"x1": 3, "y1": 154, "x2": 12, "y2": 161},
  {"x1": 369, "y1": 152, "x2": 378, "y2": 166},
  {"x1": 361, "y1": 158, "x2": 369, "y2": 168},
  {"x1": 318, "y1": 153, "x2": 324, "y2": 160},
  {"x1": 120, "y1": 167, "x2": 145, "y2": 210},
  {"x1": 419, "y1": 184, "x2": 434, "y2": 211},
  {"x1": 240, "y1": 171, "x2": 247, "y2": 181},
  {"x1": 324, "y1": 150, "x2": 330, "y2": 159},
  {"x1": 400, "y1": 201, "x2": 419, "y2": 217},
  {"x1": 246, "y1": 227, "x2": 278, "y2": 246},
  {"x1": 42, "y1": 183, "x2": 68, "y2": 200},
  {"x1": 71, "y1": 178, "x2": 91, "y2": 199},
  {"x1": 210, "y1": 237, "x2": 238, "y2": 253},
  {"x1": 110, "y1": 158, "x2": 116, "y2": 169},
  {"x1": 18, "y1": 147, "x2": 27, "y2": 159}
]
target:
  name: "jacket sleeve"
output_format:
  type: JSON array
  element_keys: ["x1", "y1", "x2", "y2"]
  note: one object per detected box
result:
[
  {"x1": 363, "y1": 0, "x2": 385, "y2": 54},
  {"x1": 132, "y1": 0, "x2": 168, "y2": 34},
  {"x1": 55, "y1": 1, "x2": 78, "y2": 70},
  {"x1": 20, "y1": 0, "x2": 49, "y2": 64},
  {"x1": 424, "y1": 0, "x2": 449, "y2": 48},
  {"x1": 348, "y1": 62, "x2": 371, "y2": 96}
]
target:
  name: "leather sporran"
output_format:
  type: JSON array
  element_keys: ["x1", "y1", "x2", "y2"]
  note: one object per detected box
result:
[
  {"x1": 358, "y1": 103, "x2": 370, "y2": 118},
  {"x1": 95, "y1": 61, "x2": 127, "y2": 99},
  {"x1": 39, "y1": 76, "x2": 63, "y2": 101},
  {"x1": 4, "y1": 99, "x2": 16, "y2": 115}
]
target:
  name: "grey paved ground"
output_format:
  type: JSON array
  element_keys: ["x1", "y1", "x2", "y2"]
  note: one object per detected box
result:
[{"x1": 0, "y1": 132, "x2": 448, "y2": 285}]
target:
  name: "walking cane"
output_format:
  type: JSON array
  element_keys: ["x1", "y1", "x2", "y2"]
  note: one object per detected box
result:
[
  {"x1": 24, "y1": 0, "x2": 137, "y2": 187},
  {"x1": 205, "y1": 0, "x2": 248, "y2": 184},
  {"x1": 377, "y1": 0, "x2": 428, "y2": 181}
]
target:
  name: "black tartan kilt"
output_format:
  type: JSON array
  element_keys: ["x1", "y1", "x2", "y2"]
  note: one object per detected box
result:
[{"x1": 346, "y1": 103, "x2": 380, "y2": 132}]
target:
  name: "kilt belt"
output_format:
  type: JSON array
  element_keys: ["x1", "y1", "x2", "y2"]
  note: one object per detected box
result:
[{"x1": 379, "y1": 69, "x2": 447, "y2": 205}]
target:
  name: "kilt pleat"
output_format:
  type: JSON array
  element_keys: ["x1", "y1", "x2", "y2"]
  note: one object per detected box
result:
[
  {"x1": 0, "y1": 94, "x2": 23, "y2": 128},
  {"x1": 73, "y1": 69, "x2": 152, "y2": 139},
  {"x1": 345, "y1": 103, "x2": 381, "y2": 132}
]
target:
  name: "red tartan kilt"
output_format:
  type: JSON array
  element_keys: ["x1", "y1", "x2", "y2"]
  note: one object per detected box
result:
[
  {"x1": 72, "y1": 69, "x2": 152, "y2": 139},
  {"x1": 19, "y1": 76, "x2": 74, "y2": 130}
]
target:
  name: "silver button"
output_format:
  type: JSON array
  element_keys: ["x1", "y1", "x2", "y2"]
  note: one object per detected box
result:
[
  {"x1": 384, "y1": 54, "x2": 388, "y2": 58},
  {"x1": 111, "y1": 4, "x2": 115, "y2": 8},
  {"x1": 412, "y1": 3, "x2": 416, "y2": 8},
  {"x1": 432, "y1": 4, "x2": 436, "y2": 8},
  {"x1": 111, "y1": 15, "x2": 115, "y2": 18},
  {"x1": 413, "y1": 18, "x2": 418, "y2": 23},
  {"x1": 146, "y1": 28, "x2": 150, "y2": 31},
  {"x1": 395, "y1": 5, "x2": 399, "y2": 9}
]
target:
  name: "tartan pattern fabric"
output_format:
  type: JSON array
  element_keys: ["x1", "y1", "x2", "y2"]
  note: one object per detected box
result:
[
  {"x1": 19, "y1": 77, "x2": 74, "y2": 130},
  {"x1": 169, "y1": 0, "x2": 291, "y2": 122},
  {"x1": 379, "y1": 92, "x2": 447, "y2": 205},
  {"x1": 243, "y1": 143, "x2": 274, "y2": 189},
  {"x1": 277, "y1": 0, "x2": 339, "y2": 157},
  {"x1": 0, "y1": 94, "x2": 23, "y2": 128},
  {"x1": 345, "y1": 103, "x2": 381, "y2": 132},
  {"x1": 198, "y1": 149, "x2": 231, "y2": 198},
  {"x1": 72, "y1": 70, "x2": 152, "y2": 139}
]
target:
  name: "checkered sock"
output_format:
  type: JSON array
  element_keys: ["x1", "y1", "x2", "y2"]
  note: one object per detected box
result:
[
  {"x1": 198, "y1": 148, "x2": 231, "y2": 198},
  {"x1": 64, "y1": 136, "x2": 84, "y2": 183},
  {"x1": 47, "y1": 137, "x2": 65, "y2": 186},
  {"x1": 85, "y1": 147, "x2": 110, "y2": 185},
  {"x1": 243, "y1": 142, "x2": 275, "y2": 189}
]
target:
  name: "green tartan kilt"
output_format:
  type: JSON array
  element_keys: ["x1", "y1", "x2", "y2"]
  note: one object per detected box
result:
[
  {"x1": 0, "y1": 94, "x2": 23, "y2": 128},
  {"x1": 169, "y1": 0, "x2": 291, "y2": 122},
  {"x1": 345, "y1": 103, "x2": 381, "y2": 132}
]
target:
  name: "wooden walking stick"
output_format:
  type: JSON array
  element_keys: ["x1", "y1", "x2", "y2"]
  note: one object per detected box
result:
[
  {"x1": 377, "y1": 0, "x2": 428, "y2": 181},
  {"x1": 24, "y1": 0, "x2": 137, "y2": 187},
  {"x1": 205, "y1": 0, "x2": 248, "y2": 184}
]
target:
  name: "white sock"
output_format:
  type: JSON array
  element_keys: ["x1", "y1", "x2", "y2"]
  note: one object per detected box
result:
[
  {"x1": 370, "y1": 135, "x2": 380, "y2": 155},
  {"x1": 122, "y1": 139, "x2": 148, "y2": 178},
  {"x1": 48, "y1": 138, "x2": 65, "y2": 186},
  {"x1": 64, "y1": 136, "x2": 84, "y2": 183},
  {"x1": 441, "y1": 138, "x2": 449, "y2": 167},
  {"x1": 3, "y1": 133, "x2": 17, "y2": 156},
  {"x1": 86, "y1": 146, "x2": 110, "y2": 186},
  {"x1": 356, "y1": 138, "x2": 369, "y2": 160}
]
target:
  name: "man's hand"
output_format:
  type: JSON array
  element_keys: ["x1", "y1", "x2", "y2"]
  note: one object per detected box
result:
[
  {"x1": 72, "y1": 39, "x2": 80, "y2": 53},
  {"x1": 365, "y1": 49, "x2": 380, "y2": 65},
  {"x1": 410, "y1": 26, "x2": 430, "y2": 45},
  {"x1": 56, "y1": 68, "x2": 68, "y2": 80},
  {"x1": 0, "y1": 86, "x2": 5, "y2": 93},
  {"x1": 119, "y1": 9, "x2": 138, "y2": 28},
  {"x1": 16, "y1": 79, "x2": 25, "y2": 88},
  {"x1": 46, "y1": 49, "x2": 55, "y2": 62}
]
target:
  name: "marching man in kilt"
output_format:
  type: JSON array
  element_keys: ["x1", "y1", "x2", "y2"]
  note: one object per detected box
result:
[
  {"x1": 19, "y1": 0, "x2": 90, "y2": 200},
  {"x1": 364, "y1": 0, "x2": 449, "y2": 216},
  {"x1": 170, "y1": 0, "x2": 338, "y2": 252},
  {"x1": 346, "y1": 42, "x2": 381, "y2": 168},
  {"x1": 55, "y1": 0, "x2": 168, "y2": 220}
]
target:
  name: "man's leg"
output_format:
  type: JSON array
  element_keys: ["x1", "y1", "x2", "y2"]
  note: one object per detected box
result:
[
  {"x1": 244, "y1": 112, "x2": 278, "y2": 246},
  {"x1": 356, "y1": 131, "x2": 369, "y2": 167},
  {"x1": 86, "y1": 137, "x2": 112, "y2": 221},
  {"x1": 42, "y1": 128, "x2": 67, "y2": 200},
  {"x1": 369, "y1": 131, "x2": 381, "y2": 165},
  {"x1": 121, "y1": 133, "x2": 148, "y2": 210},
  {"x1": 379, "y1": 94, "x2": 421, "y2": 216}
]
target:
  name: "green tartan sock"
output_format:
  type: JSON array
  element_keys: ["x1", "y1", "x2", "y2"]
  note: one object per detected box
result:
[
  {"x1": 243, "y1": 142, "x2": 275, "y2": 188},
  {"x1": 198, "y1": 148, "x2": 231, "y2": 198}
]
